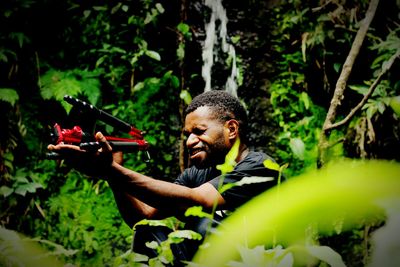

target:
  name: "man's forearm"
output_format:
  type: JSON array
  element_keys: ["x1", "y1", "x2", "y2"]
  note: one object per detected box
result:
[
  {"x1": 108, "y1": 162, "x2": 210, "y2": 213},
  {"x1": 108, "y1": 183, "x2": 155, "y2": 227}
]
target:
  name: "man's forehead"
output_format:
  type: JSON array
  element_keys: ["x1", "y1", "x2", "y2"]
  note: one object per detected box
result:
[
  {"x1": 186, "y1": 106, "x2": 214, "y2": 118},
  {"x1": 184, "y1": 106, "x2": 216, "y2": 127}
]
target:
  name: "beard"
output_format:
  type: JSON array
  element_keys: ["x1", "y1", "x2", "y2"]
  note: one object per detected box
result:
[{"x1": 189, "y1": 138, "x2": 230, "y2": 169}]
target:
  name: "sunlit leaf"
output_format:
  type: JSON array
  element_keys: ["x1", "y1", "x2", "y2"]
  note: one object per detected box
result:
[
  {"x1": 377, "y1": 101, "x2": 386, "y2": 114},
  {"x1": 219, "y1": 183, "x2": 236, "y2": 194},
  {"x1": 177, "y1": 43, "x2": 185, "y2": 60},
  {"x1": 121, "y1": 5, "x2": 129, "y2": 12},
  {"x1": 135, "y1": 219, "x2": 169, "y2": 228},
  {"x1": 300, "y1": 92, "x2": 310, "y2": 110},
  {"x1": 368, "y1": 201, "x2": 400, "y2": 267},
  {"x1": 264, "y1": 159, "x2": 280, "y2": 171},
  {"x1": 229, "y1": 245, "x2": 266, "y2": 267},
  {"x1": 307, "y1": 246, "x2": 346, "y2": 267},
  {"x1": 349, "y1": 84, "x2": 369, "y2": 95},
  {"x1": 177, "y1": 23, "x2": 190, "y2": 35},
  {"x1": 289, "y1": 138, "x2": 305, "y2": 160},
  {"x1": 168, "y1": 230, "x2": 202, "y2": 241},
  {"x1": 145, "y1": 50, "x2": 161, "y2": 61},
  {"x1": 145, "y1": 241, "x2": 158, "y2": 249},
  {"x1": 155, "y1": 3, "x2": 165, "y2": 13},
  {"x1": 193, "y1": 160, "x2": 400, "y2": 267},
  {"x1": 132, "y1": 81, "x2": 145, "y2": 92},
  {"x1": 217, "y1": 139, "x2": 240, "y2": 174},
  {"x1": 0, "y1": 227, "x2": 66, "y2": 267},
  {"x1": 277, "y1": 252, "x2": 294, "y2": 267},
  {"x1": 0, "y1": 186, "x2": 13, "y2": 197},
  {"x1": 93, "y1": 6, "x2": 107, "y2": 11},
  {"x1": 389, "y1": 96, "x2": 400, "y2": 116},
  {"x1": 83, "y1": 9, "x2": 91, "y2": 18},
  {"x1": 231, "y1": 35, "x2": 240, "y2": 44},
  {"x1": 185, "y1": 206, "x2": 212, "y2": 219},
  {"x1": 179, "y1": 90, "x2": 192, "y2": 105},
  {"x1": 0, "y1": 88, "x2": 19, "y2": 106}
]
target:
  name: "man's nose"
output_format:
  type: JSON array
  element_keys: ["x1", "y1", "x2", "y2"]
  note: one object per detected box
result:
[{"x1": 186, "y1": 133, "x2": 199, "y2": 147}]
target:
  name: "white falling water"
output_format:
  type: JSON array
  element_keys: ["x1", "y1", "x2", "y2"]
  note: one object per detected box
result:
[{"x1": 202, "y1": 0, "x2": 238, "y2": 97}]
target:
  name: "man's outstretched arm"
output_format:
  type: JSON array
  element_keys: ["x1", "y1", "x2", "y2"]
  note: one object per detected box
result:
[{"x1": 48, "y1": 132, "x2": 225, "y2": 226}]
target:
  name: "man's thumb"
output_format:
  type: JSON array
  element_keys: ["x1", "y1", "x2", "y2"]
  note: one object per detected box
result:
[{"x1": 95, "y1": 132, "x2": 112, "y2": 152}]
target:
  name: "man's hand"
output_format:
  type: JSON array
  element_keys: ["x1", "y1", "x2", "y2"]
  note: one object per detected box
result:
[{"x1": 47, "y1": 132, "x2": 115, "y2": 178}]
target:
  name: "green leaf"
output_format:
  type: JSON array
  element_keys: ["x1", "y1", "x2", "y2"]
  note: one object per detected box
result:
[
  {"x1": 377, "y1": 101, "x2": 386, "y2": 114},
  {"x1": 277, "y1": 252, "x2": 294, "y2": 267},
  {"x1": 231, "y1": 35, "x2": 240, "y2": 44},
  {"x1": 217, "y1": 138, "x2": 240, "y2": 174},
  {"x1": 300, "y1": 92, "x2": 310, "y2": 110},
  {"x1": 184, "y1": 206, "x2": 213, "y2": 219},
  {"x1": 145, "y1": 50, "x2": 161, "y2": 61},
  {"x1": 170, "y1": 75, "x2": 180, "y2": 89},
  {"x1": 307, "y1": 246, "x2": 346, "y2": 267},
  {"x1": 366, "y1": 105, "x2": 377, "y2": 119},
  {"x1": 122, "y1": 5, "x2": 129, "y2": 12},
  {"x1": 33, "y1": 238, "x2": 79, "y2": 256},
  {"x1": 168, "y1": 230, "x2": 202, "y2": 241},
  {"x1": 232, "y1": 245, "x2": 266, "y2": 267},
  {"x1": 155, "y1": 3, "x2": 165, "y2": 13},
  {"x1": 264, "y1": 159, "x2": 280, "y2": 171},
  {"x1": 368, "y1": 200, "x2": 400, "y2": 266},
  {"x1": 333, "y1": 63, "x2": 341, "y2": 73},
  {"x1": 83, "y1": 10, "x2": 91, "y2": 18},
  {"x1": 15, "y1": 177, "x2": 30, "y2": 185},
  {"x1": 179, "y1": 90, "x2": 192, "y2": 105},
  {"x1": 0, "y1": 186, "x2": 14, "y2": 197},
  {"x1": 93, "y1": 6, "x2": 107, "y2": 11},
  {"x1": 132, "y1": 82, "x2": 145, "y2": 92},
  {"x1": 177, "y1": 23, "x2": 190, "y2": 35},
  {"x1": 219, "y1": 183, "x2": 237, "y2": 194},
  {"x1": 289, "y1": 138, "x2": 305, "y2": 160},
  {"x1": 177, "y1": 43, "x2": 185, "y2": 60},
  {"x1": 0, "y1": 88, "x2": 19, "y2": 106},
  {"x1": 145, "y1": 241, "x2": 159, "y2": 249},
  {"x1": 14, "y1": 186, "x2": 27, "y2": 196},
  {"x1": 349, "y1": 84, "x2": 369, "y2": 95},
  {"x1": 26, "y1": 182, "x2": 43, "y2": 193},
  {"x1": 389, "y1": 96, "x2": 400, "y2": 116},
  {"x1": 135, "y1": 219, "x2": 169, "y2": 228}
]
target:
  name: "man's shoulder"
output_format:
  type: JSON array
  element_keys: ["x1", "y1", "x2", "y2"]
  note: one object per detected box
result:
[
  {"x1": 233, "y1": 150, "x2": 279, "y2": 178},
  {"x1": 175, "y1": 166, "x2": 215, "y2": 187},
  {"x1": 238, "y1": 151, "x2": 276, "y2": 167}
]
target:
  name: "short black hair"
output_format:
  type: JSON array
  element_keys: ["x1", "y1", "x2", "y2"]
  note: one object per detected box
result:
[{"x1": 185, "y1": 90, "x2": 248, "y2": 143}]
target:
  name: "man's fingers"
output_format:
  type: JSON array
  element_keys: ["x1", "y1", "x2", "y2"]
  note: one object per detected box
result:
[
  {"x1": 95, "y1": 132, "x2": 112, "y2": 152},
  {"x1": 47, "y1": 143, "x2": 82, "y2": 151}
]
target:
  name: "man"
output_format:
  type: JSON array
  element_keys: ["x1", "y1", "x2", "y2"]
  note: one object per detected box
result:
[{"x1": 48, "y1": 90, "x2": 279, "y2": 264}]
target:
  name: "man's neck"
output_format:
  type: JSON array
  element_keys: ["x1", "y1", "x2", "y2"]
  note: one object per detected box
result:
[{"x1": 236, "y1": 144, "x2": 249, "y2": 163}]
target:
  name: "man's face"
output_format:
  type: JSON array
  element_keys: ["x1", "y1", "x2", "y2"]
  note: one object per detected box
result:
[{"x1": 184, "y1": 106, "x2": 231, "y2": 168}]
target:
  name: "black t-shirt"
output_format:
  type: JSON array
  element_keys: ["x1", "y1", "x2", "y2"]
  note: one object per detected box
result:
[
  {"x1": 132, "y1": 151, "x2": 280, "y2": 263},
  {"x1": 174, "y1": 151, "x2": 279, "y2": 211}
]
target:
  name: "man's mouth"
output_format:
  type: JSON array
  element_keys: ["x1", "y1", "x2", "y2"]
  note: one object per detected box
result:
[{"x1": 190, "y1": 148, "x2": 204, "y2": 158}]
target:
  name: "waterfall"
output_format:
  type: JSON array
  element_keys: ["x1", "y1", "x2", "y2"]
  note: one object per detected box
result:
[{"x1": 201, "y1": 0, "x2": 238, "y2": 97}]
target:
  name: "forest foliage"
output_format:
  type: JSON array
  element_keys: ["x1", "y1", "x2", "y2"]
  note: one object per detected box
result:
[{"x1": 1, "y1": 0, "x2": 399, "y2": 266}]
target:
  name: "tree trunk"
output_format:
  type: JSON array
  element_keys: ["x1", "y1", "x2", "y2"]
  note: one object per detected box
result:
[{"x1": 317, "y1": 0, "x2": 380, "y2": 167}]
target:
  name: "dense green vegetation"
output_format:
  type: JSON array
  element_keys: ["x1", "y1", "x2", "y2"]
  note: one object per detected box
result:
[{"x1": 1, "y1": 0, "x2": 399, "y2": 266}]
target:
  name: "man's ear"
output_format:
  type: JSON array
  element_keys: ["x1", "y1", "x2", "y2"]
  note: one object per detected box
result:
[{"x1": 225, "y1": 119, "x2": 239, "y2": 140}]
